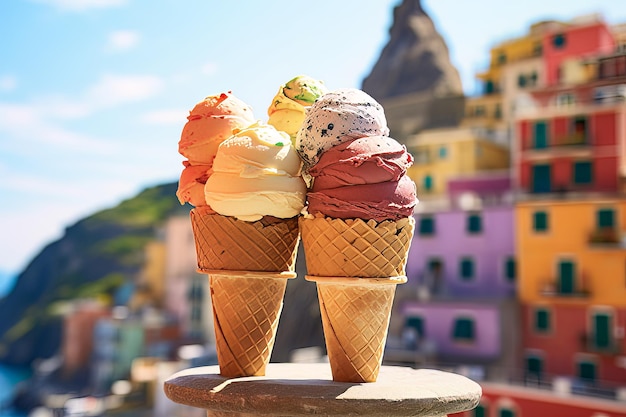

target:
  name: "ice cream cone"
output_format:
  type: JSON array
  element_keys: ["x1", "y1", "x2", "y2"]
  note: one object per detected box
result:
[
  {"x1": 190, "y1": 206, "x2": 300, "y2": 377},
  {"x1": 299, "y1": 216, "x2": 414, "y2": 277},
  {"x1": 300, "y1": 215, "x2": 415, "y2": 382},
  {"x1": 191, "y1": 206, "x2": 300, "y2": 273},
  {"x1": 210, "y1": 271, "x2": 294, "y2": 377},
  {"x1": 307, "y1": 276, "x2": 406, "y2": 383}
]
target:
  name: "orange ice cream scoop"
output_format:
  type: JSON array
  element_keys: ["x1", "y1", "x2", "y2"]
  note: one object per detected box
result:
[
  {"x1": 178, "y1": 92, "x2": 255, "y2": 166},
  {"x1": 176, "y1": 161, "x2": 214, "y2": 207}
]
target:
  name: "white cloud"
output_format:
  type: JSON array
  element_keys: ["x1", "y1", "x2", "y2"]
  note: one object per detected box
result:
[
  {"x1": 140, "y1": 109, "x2": 187, "y2": 125},
  {"x1": 0, "y1": 75, "x2": 17, "y2": 92},
  {"x1": 86, "y1": 74, "x2": 164, "y2": 107},
  {"x1": 29, "y1": 0, "x2": 127, "y2": 12},
  {"x1": 0, "y1": 102, "x2": 117, "y2": 153},
  {"x1": 107, "y1": 30, "x2": 140, "y2": 52}
]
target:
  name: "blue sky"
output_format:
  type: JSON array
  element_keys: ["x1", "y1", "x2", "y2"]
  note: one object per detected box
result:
[{"x1": 1, "y1": 0, "x2": 625, "y2": 276}]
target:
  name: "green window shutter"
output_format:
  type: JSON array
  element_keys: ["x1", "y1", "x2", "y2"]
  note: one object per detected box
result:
[
  {"x1": 419, "y1": 216, "x2": 435, "y2": 235},
  {"x1": 467, "y1": 213, "x2": 483, "y2": 234},
  {"x1": 505, "y1": 257, "x2": 516, "y2": 281},
  {"x1": 578, "y1": 361, "x2": 596, "y2": 381},
  {"x1": 405, "y1": 316, "x2": 424, "y2": 338},
  {"x1": 452, "y1": 318, "x2": 475, "y2": 341},
  {"x1": 533, "y1": 211, "x2": 548, "y2": 232},
  {"x1": 460, "y1": 258, "x2": 475, "y2": 280},
  {"x1": 526, "y1": 356, "x2": 543, "y2": 375},
  {"x1": 594, "y1": 313, "x2": 611, "y2": 348},
  {"x1": 423, "y1": 175, "x2": 433, "y2": 191},
  {"x1": 473, "y1": 404, "x2": 487, "y2": 417},
  {"x1": 499, "y1": 409, "x2": 515, "y2": 417},
  {"x1": 558, "y1": 260, "x2": 575, "y2": 294},
  {"x1": 597, "y1": 209, "x2": 615, "y2": 228},
  {"x1": 534, "y1": 309, "x2": 550, "y2": 332},
  {"x1": 534, "y1": 121, "x2": 548, "y2": 149},
  {"x1": 573, "y1": 161, "x2": 593, "y2": 184},
  {"x1": 532, "y1": 164, "x2": 551, "y2": 193}
]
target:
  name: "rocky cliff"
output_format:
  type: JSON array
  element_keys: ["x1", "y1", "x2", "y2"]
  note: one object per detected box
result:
[
  {"x1": 0, "y1": 183, "x2": 187, "y2": 366},
  {"x1": 361, "y1": 0, "x2": 465, "y2": 142}
]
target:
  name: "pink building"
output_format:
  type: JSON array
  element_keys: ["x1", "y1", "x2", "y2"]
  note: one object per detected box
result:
[{"x1": 542, "y1": 19, "x2": 615, "y2": 86}]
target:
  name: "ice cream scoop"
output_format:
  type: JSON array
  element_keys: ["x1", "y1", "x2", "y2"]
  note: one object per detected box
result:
[
  {"x1": 178, "y1": 92, "x2": 255, "y2": 166},
  {"x1": 309, "y1": 135, "x2": 413, "y2": 190},
  {"x1": 176, "y1": 161, "x2": 213, "y2": 207},
  {"x1": 296, "y1": 88, "x2": 389, "y2": 172},
  {"x1": 306, "y1": 136, "x2": 417, "y2": 221},
  {"x1": 267, "y1": 75, "x2": 328, "y2": 143},
  {"x1": 204, "y1": 122, "x2": 306, "y2": 221}
]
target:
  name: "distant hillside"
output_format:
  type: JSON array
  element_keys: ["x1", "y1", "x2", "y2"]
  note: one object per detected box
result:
[{"x1": 0, "y1": 182, "x2": 187, "y2": 366}]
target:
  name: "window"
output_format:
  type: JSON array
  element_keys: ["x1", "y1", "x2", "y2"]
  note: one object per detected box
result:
[
  {"x1": 597, "y1": 208, "x2": 615, "y2": 229},
  {"x1": 558, "y1": 260, "x2": 576, "y2": 294},
  {"x1": 499, "y1": 407, "x2": 516, "y2": 417},
  {"x1": 532, "y1": 164, "x2": 552, "y2": 193},
  {"x1": 460, "y1": 257, "x2": 475, "y2": 280},
  {"x1": 498, "y1": 52, "x2": 507, "y2": 65},
  {"x1": 534, "y1": 308, "x2": 551, "y2": 332},
  {"x1": 577, "y1": 360, "x2": 596, "y2": 382},
  {"x1": 518, "y1": 74, "x2": 527, "y2": 88},
  {"x1": 553, "y1": 33, "x2": 566, "y2": 49},
  {"x1": 485, "y1": 80, "x2": 495, "y2": 94},
  {"x1": 533, "y1": 211, "x2": 549, "y2": 232},
  {"x1": 573, "y1": 161, "x2": 593, "y2": 184},
  {"x1": 423, "y1": 175, "x2": 433, "y2": 192},
  {"x1": 467, "y1": 213, "x2": 483, "y2": 234},
  {"x1": 438, "y1": 146, "x2": 447, "y2": 159},
  {"x1": 418, "y1": 216, "x2": 435, "y2": 236},
  {"x1": 452, "y1": 317, "x2": 475, "y2": 341},
  {"x1": 592, "y1": 312, "x2": 612, "y2": 349},
  {"x1": 494, "y1": 103, "x2": 502, "y2": 119},
  {"x1": 473, "y1": 404, "x2": 487, "y2": 417},
  {"x1": 573, "y1": 117, "x2": 587, "y2": 138},
  {"x1": 526, "y1": 355, "x2": 543, "y2": 379},
  {"x1": 504, "y1": 257, "x2": 516, "y2": 282},
  {"x1": 533, "y1": 121, "x2": 548, "y2": 149},
  {"x1": 405, "y1": 316, "x2": 424, "y2": 338},
  {"x1": 556, "y1": 93, "x2": 575, "y2": 106}
]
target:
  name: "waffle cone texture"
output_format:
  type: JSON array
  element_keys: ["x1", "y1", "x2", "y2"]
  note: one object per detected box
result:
[
  {"x1": 190, "y1": 206, "x2": 300, "y2": 273},
  {"x1": 210, "y1": 273, "x2": 288, "y2": 377},
  {"x1": 190, "y1": 207, "x2": 299, "y2": 377},
  {"x1": 299, "y1": 216, "x2": 414, "y2": 277},
  {"x1": 301, "y1": 215, "x2": 415, "y2": 382}
]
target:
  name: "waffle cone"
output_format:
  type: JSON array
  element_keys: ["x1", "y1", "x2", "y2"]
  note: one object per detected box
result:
[
  {"x1": 299, "y1": 216, "x2": 415, "y2": 277},
  {"x1": 308, "y1": 276, "x2": 406, "y2": 382},
  {"x1": 191, "y1": 206, "x2": 300, "y2": 273},
  {"x1": 210, "y1": 272, "x2": 294, "y2": 377}
]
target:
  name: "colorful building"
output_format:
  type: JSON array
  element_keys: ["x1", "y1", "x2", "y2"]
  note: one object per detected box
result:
[
  {"x1": 409, "y1": 12, "x2": 626, "y2": 417},
  {"x1": 394, "y1": 173, "x2": 518, "y2": 379},
  {"x1": 406, "y1": 128, "x2": 510, "y2": 199}
]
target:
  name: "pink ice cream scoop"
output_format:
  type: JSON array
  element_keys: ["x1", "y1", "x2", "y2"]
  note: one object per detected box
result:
[
  {"x1": 306, "y1": 136, "x2": 417, "y2": 221},
  {"x1": 309, "y1": 135, "x2": 413, "y2": 190}
]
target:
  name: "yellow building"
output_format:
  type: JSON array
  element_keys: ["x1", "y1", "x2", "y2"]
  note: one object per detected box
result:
[
  {"x1": 516, "y1": 198, "x2": 626, "y2": 307},
  {"x1": 406, "y1": 128, "x2": 510, "y2": 198}
]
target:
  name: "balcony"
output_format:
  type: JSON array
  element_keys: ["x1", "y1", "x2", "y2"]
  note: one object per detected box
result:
[
  {"x1": 540, "y1": 281, "x2": 591, "y2": 299},
  {"x1": 552, "y1": 132, "x2": 588, "y2": 147},
  {"x1": 588, "y1": 228, "x2": 626, "y2": 249},
  {"x1": 580, "y1": 332, "x2": 625, "y2": 355}
]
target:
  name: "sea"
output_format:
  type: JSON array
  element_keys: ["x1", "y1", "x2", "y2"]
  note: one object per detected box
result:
[
  {"x1": 0, "y1": 364, "x2": 30, "y2": 417},
  {"x1": 0, "y1": 273, "x2": 29, "y2": 417}
]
